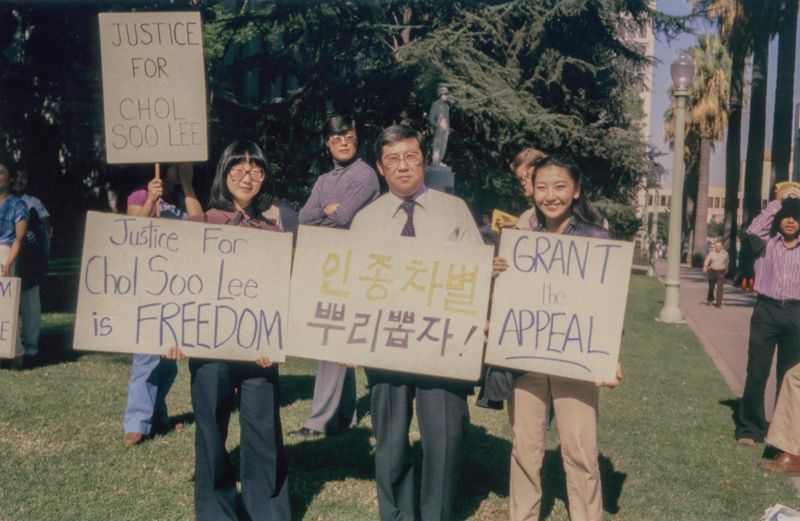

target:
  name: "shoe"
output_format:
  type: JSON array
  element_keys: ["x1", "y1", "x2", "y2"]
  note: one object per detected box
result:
[
  {"x1": 123, "y1": 432, "x2": 143, "y2": 446},
  {"x1": 10, "y1": 356, "x2": 23, "y2": 370},
  {"x1": 760, "y1": 452, "x2": 800, "y2": 475},
  {"x1": 287, "y1": 427, "x2": 324, "y2": 440},
  {"x1": 714, "y1": 304, "x2": 722, "y2": 308},
  {"x1": 737, "y1": 437, "x2": 757, "y2": 447}
]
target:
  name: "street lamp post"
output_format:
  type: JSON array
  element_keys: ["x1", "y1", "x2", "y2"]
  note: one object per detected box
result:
[
  {"x1": 648, "y1": 187, "x2": 659, "y2": 276},
  {"x1": 659, "y1": 52, "x2": 694, "y2": 323}
]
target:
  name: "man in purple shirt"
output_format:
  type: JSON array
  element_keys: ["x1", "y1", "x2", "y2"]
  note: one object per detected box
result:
[
  {"x1": 288, "y1": 115, "x2": 380, "y2": 439},
  {"x1": 736, "y1": 186, "x2": 800, "y2": 445}
]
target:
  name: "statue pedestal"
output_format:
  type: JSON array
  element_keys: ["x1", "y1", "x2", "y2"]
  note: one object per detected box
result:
[{"x1": 425, "y1": 165, "x2": 454, "y2": 194}]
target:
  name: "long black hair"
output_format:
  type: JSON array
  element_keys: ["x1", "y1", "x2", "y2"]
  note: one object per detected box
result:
[
  {"x1": 208, "y1": 141, "x2": 272, "y2": 216},
  {"x1": 531, "y1": 155, "x2": 602, "y2": 227}
]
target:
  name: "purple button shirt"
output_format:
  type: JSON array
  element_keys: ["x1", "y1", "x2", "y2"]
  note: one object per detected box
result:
[
  {"x1": 298, "y1": 157, "x2": 379, "y2": 228},
  {"x1": 747, "y1": 199, "x2": 800, "y2": 300}
]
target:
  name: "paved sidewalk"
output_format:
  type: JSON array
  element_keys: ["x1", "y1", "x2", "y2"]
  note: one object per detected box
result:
[{"x1": 649, "y1": 258, "x2": 800, "y2": 492}]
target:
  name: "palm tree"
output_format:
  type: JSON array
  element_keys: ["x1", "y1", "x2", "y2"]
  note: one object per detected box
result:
[
  {"x1": 769, "y1": 0, "x2": 798, "y2": 191},
  {"x1": 695, "y1": 0, "x2": 749, "y2": 277},
  {"x1": 664, "y1": 34, "x2": 731, "y2": 266}
]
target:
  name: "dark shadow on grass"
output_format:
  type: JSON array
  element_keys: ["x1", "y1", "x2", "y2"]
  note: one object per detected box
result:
[
  {"x1": 539, "y1": 449, "x2": 626, "y2": 519},
  {"x1": 719, "y1": 398, "x2": 741, "y2": 433},
  {"x1": 22, "y1": 321, "x2": 85, "y2": 369},
  {"x1": 453, "y1": 424, "x2": 512, "y2": 520},
  {"x1": 278, "y1": 374, "x2": 316, "y2": 407}
]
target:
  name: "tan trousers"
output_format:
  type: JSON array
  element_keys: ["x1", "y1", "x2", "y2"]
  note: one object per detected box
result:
[
  {"x1": 509, "y1": 372, "x2": 602, "y2": 521},
  {"x1": 766, "y1": 363, "x2": 800, "y2": 455}
]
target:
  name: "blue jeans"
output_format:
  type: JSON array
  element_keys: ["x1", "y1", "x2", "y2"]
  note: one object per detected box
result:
[{"x1": 123, "y1": 354, "x2": 178, "y2": 435}]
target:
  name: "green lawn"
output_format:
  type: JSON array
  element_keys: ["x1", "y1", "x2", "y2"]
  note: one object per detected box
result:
[{"x1": 0, "y1": 275, "x2": 796, "y2": 520}]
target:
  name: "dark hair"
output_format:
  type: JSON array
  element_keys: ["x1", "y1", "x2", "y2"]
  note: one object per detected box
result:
[
  {"x1": 323, "y1": 114, "x2": 356, "y2": 138},
  {"x1": 770, "y1": 198, "x2": 800, "y2": 237},
  {"x1": 373, "y1": 125, "x2": 427, "y2": 165},
  {"x1": 208, "y1": 141, "x2": 272, "y2": 215},
  {"x1": 531, "y1": 155, "x2": 601, "y2": 226},
  {"x1": 509, "y1": 147, "x2": 545, "y2": 174}
]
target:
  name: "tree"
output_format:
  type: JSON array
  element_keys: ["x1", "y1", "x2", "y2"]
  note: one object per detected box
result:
[
  {"x1": 769, "y1": 0, "x2": 798, "y2": 191},
  {"x1": 695, "y1": 0, "x2": 750, "y2": 277}
]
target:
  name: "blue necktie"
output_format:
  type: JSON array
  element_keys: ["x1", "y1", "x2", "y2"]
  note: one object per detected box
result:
[{"x1": 400, "y1": 200, "x2": 416, "y2": 237}]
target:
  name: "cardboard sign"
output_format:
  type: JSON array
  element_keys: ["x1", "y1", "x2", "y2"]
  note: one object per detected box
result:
[
  {"x1": 0, "y1": 277, "x2": 20, "y2": 359},
  {"x1": 288, "y1": 226, "x2": 494, "y2": 381},
  {"x1": 486, "y1": 229, "x2": 633, "y2": 382},
  {"x1": 491, "y1": 209, "x2": 518, "y2": 232},
  {"x1": 74, "y1": 212, "x2": 292, "y2": 362},
  {"x1": 99, "y1": 12, "x2": 208, "y2": 163}
]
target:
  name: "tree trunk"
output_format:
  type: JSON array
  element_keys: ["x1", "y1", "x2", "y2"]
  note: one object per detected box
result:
[
  {"x1": 724, "y1": 43, "x2": 746, "y2": 278},
  {"x1": 743, "y1": 36, "x2": 769, "y2": 227},
  {"x1": 769, "y1": 0, "x2": 798, "y2": 193},
  {"x1": 692, "y1": 137, "x2": 712, "y2": 267}
]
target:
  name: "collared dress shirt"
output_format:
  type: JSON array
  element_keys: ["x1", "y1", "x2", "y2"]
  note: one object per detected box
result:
[{"x1": 747, "y1": 200, "x2": 800, "y2": 301}]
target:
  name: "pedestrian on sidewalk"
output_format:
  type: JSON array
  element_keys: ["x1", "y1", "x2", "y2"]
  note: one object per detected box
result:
[
  {"x1": 736, "y1": 183, "x2": 800, "y2": 446},
  {"x1": 702, "y1": 239, "x2": 728, "y2": 307}
]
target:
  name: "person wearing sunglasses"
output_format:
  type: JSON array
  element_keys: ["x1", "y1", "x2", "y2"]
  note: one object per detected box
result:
[{"x1": 289, "y1": 115, "x2": 380, "y2": 440}]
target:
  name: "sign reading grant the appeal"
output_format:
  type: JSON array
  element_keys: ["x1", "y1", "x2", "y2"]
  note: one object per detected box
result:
[
  {"x1": 486, "y1": 229, "x2": 633, "y2": 383},
  {"x1": 99, "y1": 12, "x2": 207, "y2": 163},
  {"x1": 74, "y1": 212, "x2": 292, "y2": 362},
  {"x1": 0, "y1": 277, "x2": 21, "y2": 359},
  {"x1": 288, "y1": 226, "x2": 494, "y2": 381}
]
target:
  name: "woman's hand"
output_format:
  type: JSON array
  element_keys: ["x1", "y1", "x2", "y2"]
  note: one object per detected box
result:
[
  {"x1": 146, "y1": 177, "x2": 164, "y2": 203},
  {"x1": 164, "y1": 346, "x2": 187, "y2": 360},
  {"x1": 255, "y1": 356, "x2": 273, "y2": 368},
  {"x1": 1, "y1": 263, "x2": 9, "y2": 277},
  {"x1": 597, "y1": 362, "x2": 623, "y2": 389},
  {"x1": 492, "y1": 257, "x2": 508, "y2": 279}
]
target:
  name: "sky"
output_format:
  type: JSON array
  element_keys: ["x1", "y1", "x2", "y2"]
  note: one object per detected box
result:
[{"x1": 650, "y1": 0, "x2": 800, "y2": 187}]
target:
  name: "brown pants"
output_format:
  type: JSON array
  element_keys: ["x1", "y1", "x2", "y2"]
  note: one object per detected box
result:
[
  {"x1": 766, "y1": 363, "x2": 800, "y2": 455},
  {"x1": 508, "y1": 372, "x2": 602, "y2": 521},
  {"x1": 706, "y1": 269, "x2": 725, "y2": 306}
]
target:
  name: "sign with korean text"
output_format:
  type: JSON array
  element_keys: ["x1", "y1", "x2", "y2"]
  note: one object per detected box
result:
[
  {"x1": 288, "y1": 226, "x2": 494, "y2": 381},
  {"x1": 99, "y1": 12, "x2": 208, "y2": 163},
  {"x1": 0, "y1": 277, "x2": 20, "y2": 358},
  {"x1": 486, "y1": 229, "x2": 633, "y2": 383},
  {"x1": 74, "y1": 212, "x2": 292, "y2": 362}
]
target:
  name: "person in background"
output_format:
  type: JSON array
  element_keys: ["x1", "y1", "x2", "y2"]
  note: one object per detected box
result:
[
  {"x1": 167, "y1": 141, "x2": 291, "y2": 521},
  {"x1": 736, "y1": 184, "x2": 800, "y2": 446},
  {"x1": 702, "y1": 239, "x2": 729, "y2": 308},
  {"x1": 351, "y1": 125, "x2": 482, "y2": 521},
  {"x1": 509, "y1": 147, "x2": 546, "y2": 231},
  {"x1": 121, "y1": 163, "x2": 202, "y2": 446},
  {"x1": 288, "y1": 115, "x2": 380, "y2": 440},
  {"x1": 12, "y1": 169, "x2": 50, "y2": 360},
  {"x1": 493, "y1": 155, "x2": 622, "y2": 521},
  {"x1": 0, "y1": 161, "x2": 27, "y2": 370}
]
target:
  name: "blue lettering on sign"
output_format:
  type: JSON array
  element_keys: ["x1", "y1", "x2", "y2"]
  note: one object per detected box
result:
[
  {"x1": 0, "y1": 280, "x2": 11, "y2": 298},
  {"x1": 511, "y1": 234, "x2": 621, "y2": 283}
]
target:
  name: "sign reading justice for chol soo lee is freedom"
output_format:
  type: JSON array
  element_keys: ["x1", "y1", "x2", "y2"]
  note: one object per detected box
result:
[
  {"x1": 486, "y1": 229, "x2": 633, "y2": 383},
  {"x1": 74, "y1": 212, "x2": 293, "y2": 362},
  {"x1": 288, "y1": 226, "x2": 495, "y2": 381},
  {"x1": 99, "y1": 11, "x2": 207, "y2": 163}
]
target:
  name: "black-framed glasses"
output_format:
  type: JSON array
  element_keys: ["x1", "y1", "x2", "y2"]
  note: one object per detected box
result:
[
  {"x1": 328, "y1": 133, "x2": 357, "y2": 146},
  {"x1": 381, "y1": 152, "x2": 423, "y2": 169},
  {"x1": 517, "y1": 172, "x2": 532, "y2": 184},
  {"x1": 229, "y1": 166, "x2": 266, "y2": 182}
]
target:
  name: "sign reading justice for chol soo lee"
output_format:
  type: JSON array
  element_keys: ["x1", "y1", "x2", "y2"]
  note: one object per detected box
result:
[
  {"x1": 74, "y1": 212, "x2": 292, "y2": 362},
  {"x1": 486, "y1": 229, "x2": 633, "y2": 383},
  {"x1": 288, "y1": 226, "x2": 494, "y2": 381},
  {"x1": 0, "y1": 277, "x2": 21, "y2": 359},
  {"x1": 99, "y1": 12, "x2": 207, "y2": 163}
]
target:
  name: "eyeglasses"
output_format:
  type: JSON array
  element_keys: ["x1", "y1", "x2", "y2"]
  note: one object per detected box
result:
[
  {"x1": 381, "y1": 152, "x2": 423, "y2": 170},
  {"x1": 517, "y1": 172, "x2": 533, "y2": 184},
  {"x1": 328, "y1": 133, "x2": 357, "y2": 146},
  {"x1": 229, "y1": 166, "x2": 266, "y2": 182}
]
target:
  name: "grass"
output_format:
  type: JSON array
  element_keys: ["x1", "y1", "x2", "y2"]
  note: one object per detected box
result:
[{"x1": 0, "y1": 275, "x2": 797, "y2": 520}]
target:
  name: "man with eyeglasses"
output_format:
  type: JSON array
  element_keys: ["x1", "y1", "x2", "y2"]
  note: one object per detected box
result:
[
  {"x1": 289, "y1": 115, "x2": 380, "y2": 440},
  {"x1": 349, "y1": 125, "x2": 481, "y2": 521}
]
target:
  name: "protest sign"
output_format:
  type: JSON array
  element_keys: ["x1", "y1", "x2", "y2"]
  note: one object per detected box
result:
[
  {"x1": 0, "y1": 277, "x2": 20, "y2": 359},
  {"x1": 99, "y1": 12, "x2": 207, "y2": 164},
  {"x1": 288, "y1": 226, "x2": 494, "y2": 381},
  {"x1": 74, "y1": 212, "x2": 292, "y2": 362},
  {"x1": 485, "y1": 228, "x2": 633, "y2": 383}
]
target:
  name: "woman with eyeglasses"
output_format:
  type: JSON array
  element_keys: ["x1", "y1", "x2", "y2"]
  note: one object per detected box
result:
[
  {"x1": 167, "y1": 141, "x2": 291, "y2": 521},
  {"x1": 509, "y1": 147, "x2": 545, "y2": 231}
]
